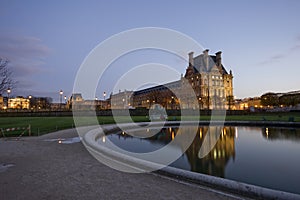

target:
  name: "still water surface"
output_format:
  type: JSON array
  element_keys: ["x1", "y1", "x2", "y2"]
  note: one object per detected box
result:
[{"x1": 99, "y1": 126, "x2": 300, "y2": 194}]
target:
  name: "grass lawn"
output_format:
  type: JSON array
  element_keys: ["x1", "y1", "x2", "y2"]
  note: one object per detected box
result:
[
  {"x1": 0, "y1": 113, "x2": 299, "y2": 137},
  {"x1": 0, "y1": 116, "x2": 149, "y2": 137}
]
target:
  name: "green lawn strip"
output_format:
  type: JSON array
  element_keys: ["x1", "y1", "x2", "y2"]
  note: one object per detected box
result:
[
  {"x1": 0, "y1": 116, "x2": 150, "y2": 136},
  {"x1": 0, "y1": 117, "x2": 75, "y2": 136},
  {"x1": 0, "y1": 113, "x2": 299, "y2": 137}
]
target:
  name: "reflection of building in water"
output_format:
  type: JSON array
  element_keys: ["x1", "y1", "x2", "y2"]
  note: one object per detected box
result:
[
  {"x1": 117, "y1": 125, "x2": 236, "y2": 177},
  {"x1": 262, "y1": 127, "x2": 300, "y2": 141},
  {"x1": 145, "y1": 126, "x2": 236, "y2": 177},
  {"x1": 184, "y1": 126, "x2": 236, "y2": 177}
]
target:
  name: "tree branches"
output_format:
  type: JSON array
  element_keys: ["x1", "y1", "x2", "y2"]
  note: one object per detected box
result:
[{"x1": 0, "y1": 58, "x2": 14, "y2": 95}]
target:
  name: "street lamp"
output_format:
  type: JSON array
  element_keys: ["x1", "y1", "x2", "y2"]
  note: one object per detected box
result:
[
  {"x1": 171, "y1": 96, "x2": 174, "y2": 109},
  {"x1": 198, "y1": 97, "x2": 202, "y2": 109},
  {"x1": 59, "y1": 90, "x2": 63, "y2": 110},
  {"x1": 103, "y1": 92, "x2": 106, "y2": 100},
  {"x1": 28, "y1": 95, "x2": 32, "y2": 110},
  {"x1": 7, "y1": 88, "x2": 11, "y2": 108},
  {"x1": 64, "y1": 96, "x2": 67, "y2": 102}
]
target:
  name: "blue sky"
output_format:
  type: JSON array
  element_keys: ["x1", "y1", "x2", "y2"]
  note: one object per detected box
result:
[{"x1": 1, "y1": 0, "x2": 300, "y2": 101}]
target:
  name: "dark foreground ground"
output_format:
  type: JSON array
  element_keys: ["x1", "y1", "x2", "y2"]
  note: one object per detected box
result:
[{"x1": 0, "y1": 127, "x2": 251, "y2": 200}]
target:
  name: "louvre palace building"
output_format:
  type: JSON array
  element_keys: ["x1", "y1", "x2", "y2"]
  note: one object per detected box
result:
[{"x1": 111, "y1": 49, "x2": 233, "y2": 110}]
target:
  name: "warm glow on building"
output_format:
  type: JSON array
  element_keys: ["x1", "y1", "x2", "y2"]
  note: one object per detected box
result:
[
  {"x1": 0, "y1": 96, "x2": 4, "y2": 109},
  {"x1": 234, "y1": 97, "x2": 262, "y2": 110},
  {"x1": 8, "y1": 97, "x2": 30, "y2": 109}
]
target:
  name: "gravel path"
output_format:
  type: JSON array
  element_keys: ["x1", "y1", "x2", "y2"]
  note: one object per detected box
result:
[{"x1": 0, "y1": 127, "x2": 250, "y2": 200}]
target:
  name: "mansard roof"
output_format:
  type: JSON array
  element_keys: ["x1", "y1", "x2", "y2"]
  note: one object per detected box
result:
[
  {"x1": 133, "y1": 80, "x2": 181, "y2": 96},
  {"x1": 193, "y1": 54, "x2": 229, "y2": 75}
]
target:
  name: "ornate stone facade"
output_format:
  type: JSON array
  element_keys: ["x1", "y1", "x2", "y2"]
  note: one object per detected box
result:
[{"x1": 183, "y1": 50, "x2": 233, "y2": 109}]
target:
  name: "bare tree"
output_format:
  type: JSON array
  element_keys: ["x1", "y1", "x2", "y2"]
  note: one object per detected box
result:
[{"x1": 0, "y1": 58, "x2": 14, "y2": 95}]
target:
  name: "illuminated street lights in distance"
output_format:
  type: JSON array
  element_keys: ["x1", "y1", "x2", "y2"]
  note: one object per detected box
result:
[
  {"x1": 7, "y1": 88, "x2": 11, "y2": 96},
  {"x1": 28, "y1": 95, "x2": 32, "y2": 110},
  {"x1": 7, "y1": 88, "x2": 11, "y2": 108},
  {"x1": 59, "y1": 90, "x2": 63, "y2": 110}
]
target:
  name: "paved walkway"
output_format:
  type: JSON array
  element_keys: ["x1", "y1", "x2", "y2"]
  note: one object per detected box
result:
[{"x1": 0, "y1": 127, "x2": 250, "y2": 200}]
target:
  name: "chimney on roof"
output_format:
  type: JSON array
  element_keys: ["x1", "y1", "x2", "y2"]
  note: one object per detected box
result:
[
  {"x1": 203, "y1": 49, "x2": 209, "y2": 70},
  {"x1": 215, "y1": 51, "x2": 222, "y2": 67},
  {"x1": 203, "y1": 49, "x2": 209, "y2": 55},
  {"x1": 188, "y1": 52, "x2": 194, "y2": 66}
]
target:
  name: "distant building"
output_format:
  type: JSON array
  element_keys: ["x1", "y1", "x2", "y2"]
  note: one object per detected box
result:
[
  {"x1": 8, "y1": 96, "x2": 30, "y2": 109},
  {"x1": 234, "y1": 97, "x2": 262, "y2": 110},
  {"x1": 67, "y1": 93, "x2": 84, "y2": 109},
  {"x1": 0, "y1": 95, "x2": 4, "y2": 109},
  {"x1": 70, "y1": 93, "x2": 84, "y2": 102},
  {"x1": 68, "y1": 93, "x2": 110, "y2": 110},
  {"x1": 111, "y1": 90, "x2": 134, "y2": 109}
]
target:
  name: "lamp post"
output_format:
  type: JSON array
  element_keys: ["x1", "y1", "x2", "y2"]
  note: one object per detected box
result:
[
  {"x1": 103, "y1": 92, "x2": 106, "y2": 109},
  {"x1": 103, "y1": 92, "x2": 106, "y2": 100},
  {"x1": 28, "y1": 95, "x2": 32, "y2": 110},
  {"x1": 7, "y1": 88, "x2": 11, "y2": 109},
  {"x1": 59, "y1": 90, "x2": 63, "y2": 111},
  {"x1": 64, "y1": 96, "x2": 67, "y2": 109},
  {"x1": 198, "y1": 97, "x2": 202, "y2": 109},
  {"x1": 171, "y1": 96, "x2": 174, "y2": 110}
]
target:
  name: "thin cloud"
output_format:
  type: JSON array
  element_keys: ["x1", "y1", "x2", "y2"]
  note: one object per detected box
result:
[
  {"x1": 290, "y1": 44, "x2": 300, "y2": 51},
  {"x1": 290, "y1": 34, "x2": 300, "y2": 51},
  {"x1": 270, "y1": 54, "x2": 285, "y2": 60},
  {"x1": 9, "y1": 61, "x2": 46, "y2": 77},
  {"x1": 259, "y1": 35, "x2": 300, "y2": 65},
  {"x1": 0, "y1": 34, "x2": 50, "y2": 77},
  {"x1": 0, "y1": 34, "x2": 50, "y2": 59},
  {"x1": 258, "y1": 53, "x2": 285, "y2": 65}
]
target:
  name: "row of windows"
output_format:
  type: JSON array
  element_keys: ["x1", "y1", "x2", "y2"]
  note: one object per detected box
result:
[
  {"x1": 212, "y1": 80, "x2": 224, "y2": 86},
  {"x1": 190, "y1": 79, "x2": 225, "y2": 87},
  {"x1": 212, "y1": 75, "x2": 223, "y2": 80}
]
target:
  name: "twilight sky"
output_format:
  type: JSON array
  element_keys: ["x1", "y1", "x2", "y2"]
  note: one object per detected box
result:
[{"x1": 1, "y1": 0, "x2": 300, "y2": 102}]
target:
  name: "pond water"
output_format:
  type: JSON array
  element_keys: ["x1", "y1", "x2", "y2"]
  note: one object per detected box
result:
[{"x1": 98, "y1": 126, "x2": 300, "y2": 195}]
